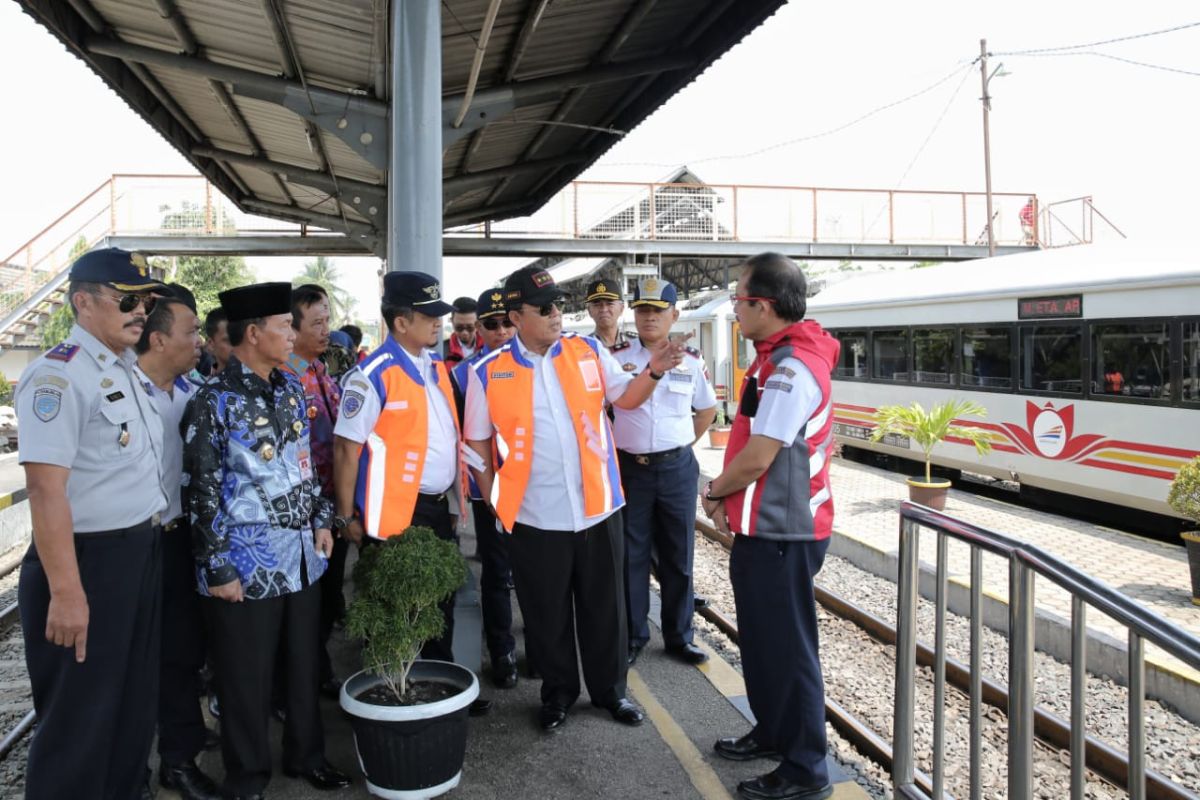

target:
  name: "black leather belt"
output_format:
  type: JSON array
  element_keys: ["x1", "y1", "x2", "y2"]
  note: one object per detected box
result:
[
  {"x1": 162, "y1": 518, "x2": 183, "y2": 533},
  {"x1": 618, "y1": 446, "x2": 686, "y2": 466},
  {"x1": 418, "y1": 491, "x2": 449, "y2": 504}
]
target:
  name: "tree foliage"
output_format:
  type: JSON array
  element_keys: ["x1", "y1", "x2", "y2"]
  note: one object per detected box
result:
[
  {"x1": 346, "y1": 527, "x2": 466, "y2": 700},
  {"x1": 294, "y1": 256, "x2": 356, "y2": 326},
  {"x1": 871, "y1": 398, "x2": 993, "y2": 483},
  {"x1": 1168, "y1": 457, "x2": 1200, "y2": 525},
  {"x1": 172, "y1": 254, "x2": 254, "y2": 317},
  {"x1": 40, "y1": 236, "x2": 90, "y2": 348}
]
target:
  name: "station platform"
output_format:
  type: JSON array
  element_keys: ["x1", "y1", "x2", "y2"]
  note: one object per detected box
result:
[
  {"x1": 169, "y1": 518, "x2": 868, "y2": 800},
  {"x1": 692, "y1": 443, "x2": 1200, "y2": 725}
]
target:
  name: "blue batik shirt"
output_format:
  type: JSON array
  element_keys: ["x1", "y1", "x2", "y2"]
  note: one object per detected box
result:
[{"x1": 182, "y1": 356, "x2": 333, "y2": 599}]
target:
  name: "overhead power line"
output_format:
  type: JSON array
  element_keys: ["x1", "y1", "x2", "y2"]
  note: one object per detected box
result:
[
  {"x1": 1017, "y1": 50, "x2": 1200, "y2": 78},
  {"x1": 990, "y1": 20, "x2": 1200, "y2": 56}
]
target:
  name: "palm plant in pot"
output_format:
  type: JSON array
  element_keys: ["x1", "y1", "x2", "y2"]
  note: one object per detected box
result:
[
  {"x1": 709, "y1": 404, "x2": 732, "y2": 448},
  {"x1": 870, "y1": 399, "x2": 993, "y2": 511},
  {"x1": 1166, "y1": 456, "x2": 1200, "y2": 606},
  {"x1": 341, "y1": 526, "x2": 477, "y2": 798}
]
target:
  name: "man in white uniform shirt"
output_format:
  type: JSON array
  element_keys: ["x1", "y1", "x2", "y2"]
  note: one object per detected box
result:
[
  {"x1": 462, "y1": 266, "x2": 687, "y2": 732},
  {"x1": 611, "y1": 278, "x2": 717, "y2": 668}
]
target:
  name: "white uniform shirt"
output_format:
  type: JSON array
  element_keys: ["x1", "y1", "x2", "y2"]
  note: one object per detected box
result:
[
  {"x1": 134, "y1": 367, "x2": 195, "y2": 524},
  {"x1": 15, "y1": 324, "x2": 168, "y2": 532},
  {"x1": 750, "y1": 356, "x2": 821, "y2": 445},
  {"x1": 334, "y1": 342, "x2": 458, "y2": 494},
  {"x1": 611, "y1": 338, "x2": 717, "y2": 453},
  {"x1": 463, "y1": 334, "x2": 634, "y2": 532}
]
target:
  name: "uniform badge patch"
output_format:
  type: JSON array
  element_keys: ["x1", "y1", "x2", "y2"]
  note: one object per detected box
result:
[
  {"x1": 101, "y1": 378, "x2": 114, "y2": 388},
  {"x1": 622, "y1": 362, "x2": 638, "y2": 372},
  {"x1": 45, "y1": 343, "x2": 80, "y2": 362},
  {"x1": 33, "y1": 375, "x2": 68, "y2": 389},
  {"x1": 33, "y1": 387, "x2": 62, "y2": 422},
  {"x1": 105, "y1": 391, "x2": 125, "y2": 402},
  {"x1": 343, "y1": 390, "x2": 365, "y2": 418}
]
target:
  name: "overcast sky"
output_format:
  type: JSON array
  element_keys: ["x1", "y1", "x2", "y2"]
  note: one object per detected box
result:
[{"x1": 1, "y1": 1, "x2": 1196, "y2": 321}]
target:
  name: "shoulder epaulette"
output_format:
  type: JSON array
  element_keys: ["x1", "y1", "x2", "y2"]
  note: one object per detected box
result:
[
  {"x1": 610, "y1": 340, "x2": 632, "y2": 353},
  {"x1": 45, "y1": 342, "x2": 80, "y2": 362},
  {"x1": 174, "y1": 376, "x2": 192, "y2": 394}
]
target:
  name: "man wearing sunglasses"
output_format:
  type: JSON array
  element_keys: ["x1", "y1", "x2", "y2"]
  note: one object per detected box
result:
[
  {"x1": 448, "y1": 288, "x2": 521, "y2": 691},
  {"x1": 462, "y1": 266, "x2": 688, "y2": 733},
  {"x1": 15, "y1": 247, "x2": 171, "y2": 799},
  {"x1": 701, "y1": 253, "x2": 840, "y2": 800},
  {"x1": 443, "y1": 296, "x2": 482, "y2": 367}
]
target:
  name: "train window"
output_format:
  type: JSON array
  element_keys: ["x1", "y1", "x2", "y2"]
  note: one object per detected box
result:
[
  {"x1": 1020, "y1": 326, "x2": 1082, "y2": 394},
  {"x1": 1184, "y1": 322, "x2": 1200, "y2": 403},
  {"x1": 961, "y1": 327, "x2": 1012, "y2": 389},
  {"x1": 912, "y1": 329, "x2": 955, "y2": 385},
  {"x1": 1091, "y1": 322, "x2": 1170, "y2": 401},
  {"x1": 872, "y1": 329, "x2": 909, "y2": 382},
  {"x1": 833, "y1": 331, "x2": 868, "y2": 378}
]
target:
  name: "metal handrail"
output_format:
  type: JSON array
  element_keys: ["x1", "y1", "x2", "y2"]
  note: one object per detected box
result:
[{"x1": 892, "y1": 501, "x2": 1200, "y2": 800}]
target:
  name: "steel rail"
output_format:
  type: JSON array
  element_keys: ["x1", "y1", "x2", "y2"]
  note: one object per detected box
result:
[{"x1": 693, "y1": 518, "x2": 1199, "y2": 800}]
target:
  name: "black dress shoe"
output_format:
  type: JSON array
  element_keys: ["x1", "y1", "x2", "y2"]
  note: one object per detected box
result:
[
  {"x1": 469, "y1": 697, "x2": 493, "y2": 717},
  {"x1": 283, "y1": 760, "x2": 352, "y2": 791},
  {"x1": 319, "y1": 678, "x2": 343, "y2": 701},
  {"x1": 539, "y1": 703, "x2": 568, "y2": 731},
  {"x1": 491, "y1": 652, "x2": 518, "y2": 689},
  {"x1": 694, "y1": 594, "x2": 710, "y2": 609},
  {"x1": 160, "y1": 761, "x2": 221, "y2": 800},
  {"x1": 737, "y1": 770, "x2": 832, "y2": 800},
  {"x1": 596, "y1": 698, "x2": 644, "y2": 726},
  {"x1": 627, "y1": 642, "x2": 645, "y2": 666},
  {"x1": 714, "y1": 732, "x2": 781, "y2": 761},
  {"x1": 666, "y1": 642, "x2": 709, "y2": 665}
]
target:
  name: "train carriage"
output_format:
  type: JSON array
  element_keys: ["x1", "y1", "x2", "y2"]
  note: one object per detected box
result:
[{"x1": 803, "y1": 242, "x2": 1200, "y2": 520}]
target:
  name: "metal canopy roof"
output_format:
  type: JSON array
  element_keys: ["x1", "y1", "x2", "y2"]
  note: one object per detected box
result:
[{"x1": 17, "y1": 0, "x2": 786, "y2": 256}]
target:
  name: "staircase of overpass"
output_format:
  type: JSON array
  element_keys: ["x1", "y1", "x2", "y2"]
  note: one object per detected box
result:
[{"x1": 0, "y1": 173, "x2": 1116, "y2": 350}]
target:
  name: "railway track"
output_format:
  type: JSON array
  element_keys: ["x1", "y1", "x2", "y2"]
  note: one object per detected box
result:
[
  {"x1": 0, "y1": 559, "x2": 33, "y2": 777},
  {"x1": 690, "y1": 518, "x2": 1200, "y2": 800}
]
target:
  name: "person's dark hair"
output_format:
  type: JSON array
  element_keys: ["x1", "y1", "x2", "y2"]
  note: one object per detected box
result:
[
  {"x1": 381, "y1": 302, "x2": 414, "y2": 335},
  {"x1": 163, "y1": 282, "x2": 197, "y2": 314},
  {"x1": 135, "y1": 297, "x2": 187, "y2": 355},
  {"x1": 452, "y1": 296, "x2": 477, "y2": 314},
  {"x1": 204, "y1": 307, "x2": 228, "y2": 339},
  {"x1": 741, "y1": 252, "x2": 807, "y2": 322},
  {"x1": 67, "y1": 280, "x2": 102, "y2": 317},
  {"x1": 339, "y1": 324, "x2": 363, "y2": 348},
  {"x1": 227, "y1": 317, "x2": 266, "y2": 347},
  {"x1": 291, "y1": 284, "x2": 328, "y2": 329}
]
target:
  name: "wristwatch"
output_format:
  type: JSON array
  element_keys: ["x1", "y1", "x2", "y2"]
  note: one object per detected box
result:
[
  {"x1": 332, "y1": 515, "x2": 352, "y2": 534},
  {"x1": 704, "y1": 481, "x2": 723, "y2": 501},
  {"x1": 648, "y1": 366, "x2": 664, "y2": 381}
]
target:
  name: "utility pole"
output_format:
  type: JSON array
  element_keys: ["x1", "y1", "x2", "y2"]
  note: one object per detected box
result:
[{"x1": 979, "y1": 38, "x2": 996, "y2": 257}]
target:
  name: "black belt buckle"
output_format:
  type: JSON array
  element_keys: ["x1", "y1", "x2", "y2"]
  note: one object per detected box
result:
[{"x1": 635, "y1": 454, "x2": 650, "y2": 466}]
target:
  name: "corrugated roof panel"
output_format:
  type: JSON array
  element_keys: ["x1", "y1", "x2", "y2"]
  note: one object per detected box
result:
[
  {"x1": 228, "y1": 164, "x2": 290, "y2": 206},
  {"x1": 317, "y1": 131, "x2": 384, "y2": 186},
  {"x1": 274, "y1": 0, "x2": 377, "y2": 88},
  {"x1": 147, "y1": 67, "x2": 248, "y2": 151}
]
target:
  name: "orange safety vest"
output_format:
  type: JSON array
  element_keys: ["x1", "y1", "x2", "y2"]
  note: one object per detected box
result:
[
  {"x1": 473, "y1": 333, "x2": 624, "y2": 531},
  {"x1": 354, "y1": 339, "x2": 465, "y2": 539}
]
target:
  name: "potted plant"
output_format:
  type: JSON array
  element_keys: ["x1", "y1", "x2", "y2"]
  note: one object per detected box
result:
[
  {"x1": 1167, "y1": 456, "x2": 1200, "y2": 606},
  {"x1": 709, "y1": 404, "x2": 732, "y2": 448},
  {"x1": 870, "y1": 399, "x2": 993, "y2": 511},
  {"x1": 340, "y1": 526, "x2": 477, "y2": 798}
]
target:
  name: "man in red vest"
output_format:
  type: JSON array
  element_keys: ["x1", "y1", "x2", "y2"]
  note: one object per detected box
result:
[
  {"x1": 462, "y1": 266, "x2": 686, "y2": 732},
  {"x1": 701, "y1": 253, "x2": 840, "y2": 800}
]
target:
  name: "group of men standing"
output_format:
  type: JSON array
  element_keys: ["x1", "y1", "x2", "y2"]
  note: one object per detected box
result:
[{"x1": 15, "y1": 246, "x2": 838, "y2": 800}]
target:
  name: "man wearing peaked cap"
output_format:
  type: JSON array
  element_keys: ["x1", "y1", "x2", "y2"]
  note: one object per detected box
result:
[
  {"x1": 462, "y1": 265, "x2": 695, "y2": 732},
  {"x1": 586, "y1": 278, "x2": 632, "y2": 350},
  {"x1": 612, "y1": 278, "x2": 716, "y2": 670},
  {"x1": 182, "y1": 281, "x2": 352, "y2": 796},
  {"x1": 16, "y1": 248, "x2": 170, "y2": 799},
  {"x1": 333, "y1": 270, "x2": 490, "y2": 711},
  {"x1": 448, "y1": 287, "x2": 521, "y2": 690}
]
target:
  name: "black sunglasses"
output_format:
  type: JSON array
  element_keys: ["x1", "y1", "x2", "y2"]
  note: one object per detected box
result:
[
  {"x1": 101, "y1": 290, "x2": 157, "y2": 314},
  {"x1": 532, "y1": 299, "x2": 565, "y2": 317},
  {"x1": 481, "y1": 317, "x2": 515, "y2": 331},
  {"x1": 452, "y1": 323, "x2": 476, "y2": 333}
]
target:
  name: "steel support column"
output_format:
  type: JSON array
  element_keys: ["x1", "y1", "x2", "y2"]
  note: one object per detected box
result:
[{"x1": 389, "y1": 0, "x2": 442, "y2": 278}]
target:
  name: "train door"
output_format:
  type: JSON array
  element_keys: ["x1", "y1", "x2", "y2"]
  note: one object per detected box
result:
[{"x1": 730, "y1": 320, "x2": 752, "y2": 411}]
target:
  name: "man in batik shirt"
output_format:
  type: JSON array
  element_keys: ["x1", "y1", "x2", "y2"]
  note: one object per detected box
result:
[
  {"x1": 282, "y1": 284, "x2": 345, "y2": 699},
  {"x1": 182, "y1": 282, "x2": 351, "y2": 798}
]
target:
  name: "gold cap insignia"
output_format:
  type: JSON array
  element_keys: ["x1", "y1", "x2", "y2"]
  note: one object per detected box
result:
[
  {"x1": 130, "y1": 252, "x2": 149, "y2": 277},
  {"x1": 596, "y1": 283, "x2": 607, "y2": 293},
  {"x1": 422, "y1": 284, "x2": 440, "y2": 299},
  {"x1": 643, "y1": 278, "x2": 659, "y2": 293},
  {"x1": 491, "y1": 292, "x2": 503, "y2": 302}
]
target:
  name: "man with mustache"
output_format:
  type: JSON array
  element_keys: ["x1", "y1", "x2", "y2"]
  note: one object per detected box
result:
[
  {"x1": 15, "y1": 247, "x2": 170, "y2": 799},
  {"x1": 585, "y1": 279, "x2": 632, "y2": 350}
]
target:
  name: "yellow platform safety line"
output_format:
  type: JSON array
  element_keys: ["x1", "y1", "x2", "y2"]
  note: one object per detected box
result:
[{"x1": 627, "y1": 668, "x2": 734, "y2": 800}]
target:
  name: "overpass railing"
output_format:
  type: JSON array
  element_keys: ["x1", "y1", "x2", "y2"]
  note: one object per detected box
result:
[{"x1": 893, "y1": 502, "x2": 1200, "y2": 800}]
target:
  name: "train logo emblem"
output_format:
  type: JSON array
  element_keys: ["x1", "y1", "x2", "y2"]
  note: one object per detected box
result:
[
  {"x1": 1001, "y1": 402, "x2": 1105, "y2": 462},
  {"x1": 1031, "y1": 407, "x2": 1066, "y2": 457}
]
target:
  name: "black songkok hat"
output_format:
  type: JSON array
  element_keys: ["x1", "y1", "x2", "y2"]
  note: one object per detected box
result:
[{"x1": 219, "y1": 282, "x2": 293, "y2": 322}]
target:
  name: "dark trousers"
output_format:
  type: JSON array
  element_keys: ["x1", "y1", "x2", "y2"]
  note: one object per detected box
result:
[
  {"x1": 19, "y1": 522, "x2": 162, "y2": 800},
  {"x1": 620, "y1": 449, "x2": 699, "y2": 648},
  {"x1": 158, "y1": 524, "x2": 207, "y2": 766},
  {"x1": 508, "y1": 514, "x2": 627, "y2": 708},
  {"x1": 412, "y1": 492, "x2": 457, "y2": 661},
  {"x1": 318, "y1": 536, "x2": 350, "y2": 683},
  {"x1": 471, "y1": 498, "x2": 514, "y2": 662},
  {"x1": 730, "y1": 535, "x2": 830, "y2": 787},
  {"x1": 205, "y1": 583, "x2": 324, "y2": 796}
]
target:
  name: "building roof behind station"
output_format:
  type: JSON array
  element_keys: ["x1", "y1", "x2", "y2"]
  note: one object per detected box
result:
[{"x1": 16, "y1": 0, "x2": 786, "y2": 254}]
